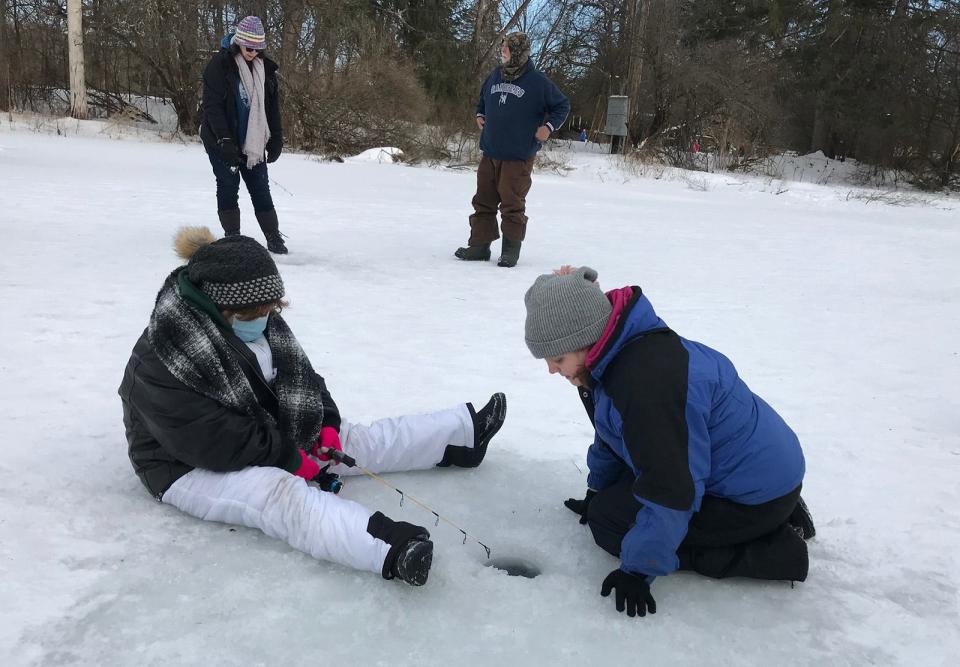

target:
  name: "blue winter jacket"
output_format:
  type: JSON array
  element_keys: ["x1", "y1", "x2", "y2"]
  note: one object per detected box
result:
[
  {"x1": 585, "y1": 289, "x2": 805, "y2": 579},
  {"x1": 475, "y1": 64, "x2": 570, "y2": 161}
]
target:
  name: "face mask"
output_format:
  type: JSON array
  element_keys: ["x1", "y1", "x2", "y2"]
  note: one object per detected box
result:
[{"x1": 232, "y1": 315, "x2": 269, "y2": 342}]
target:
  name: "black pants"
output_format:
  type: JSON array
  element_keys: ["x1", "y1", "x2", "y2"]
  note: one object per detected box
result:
[
  {"x1": 205, "y1": 144, "x2": 275, "y2": 213},
  {"x1": 586, "y1": 474, "x2": 808, "y2": 581}
]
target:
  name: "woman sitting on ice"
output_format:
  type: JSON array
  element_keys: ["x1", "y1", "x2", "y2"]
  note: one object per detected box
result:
[{"x1": 119, "y1": 228, "x2": 506, "y2": 585}]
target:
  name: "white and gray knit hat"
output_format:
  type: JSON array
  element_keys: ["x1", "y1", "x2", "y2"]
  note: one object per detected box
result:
[
  {"x1": 524, "y1": 266, "x2": 612, "y2": 359},
  {"x1": 187, "y1": 235, "x2": 285, "y2": 309}
]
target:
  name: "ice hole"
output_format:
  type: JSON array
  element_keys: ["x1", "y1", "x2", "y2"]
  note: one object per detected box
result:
[{"x1": 485, "y1": 557, "x2": 541, "y2": 579}]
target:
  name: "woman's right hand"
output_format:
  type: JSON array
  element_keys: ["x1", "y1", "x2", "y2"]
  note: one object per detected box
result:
[{"x1": 218, "y1": 137, "x2": 240, "y2": 166}]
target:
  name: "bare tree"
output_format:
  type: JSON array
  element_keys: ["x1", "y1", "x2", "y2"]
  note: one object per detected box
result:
[
  {"x1": 2, "y1": 0, "x2": 958, "y2": 187},
  {"x1": 621, "y1": 0, "x2": 648, "y2": 151},
  {"x1": 0, "y1": 0, "x2": 10, "y2": 112},
  {"x1": 67, "y1": 0, "x2": 88, "y2": 119},
  {"x1": 472, "y1": 0, "x2": 500, "y2": 78}
]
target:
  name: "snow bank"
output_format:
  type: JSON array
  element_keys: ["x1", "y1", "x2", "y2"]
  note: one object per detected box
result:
[{"x1": 348, "y1": 146, "x2": 404, "y2": 164}]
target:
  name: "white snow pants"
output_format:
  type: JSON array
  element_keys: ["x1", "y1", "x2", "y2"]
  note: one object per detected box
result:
[{"x1": 162, "y1": 404, "x2": 473, "y2": 575}]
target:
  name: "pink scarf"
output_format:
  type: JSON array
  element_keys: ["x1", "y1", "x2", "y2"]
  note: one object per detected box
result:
[{"x1": 585, "y1": 286, "x2": 635, "y2": 369}]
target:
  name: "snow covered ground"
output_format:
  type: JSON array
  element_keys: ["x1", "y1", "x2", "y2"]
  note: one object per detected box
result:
[{"x1": 1, "y1": 120, "x2": 959, "y2": 666}]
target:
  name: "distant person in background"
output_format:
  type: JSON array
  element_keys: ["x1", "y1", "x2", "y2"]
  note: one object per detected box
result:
[
  {"x1": 119, "y1": 227, "x2": 508, "y2": 586},
  {"x1": 836, "y1": 138, "x2": 847, "y2": 163},
  {"x1": 524, "y1": 266, "x2": 814, "y2": 618},
  {"x1": 455, "y1": 32, "x2": 570, "y2": 268},
  {"x1": 200, "y1": 15, "x2": 287, "y2": 254},
  {"x1": 580, "y1": 128, "x2": 588, "y2": 143}
]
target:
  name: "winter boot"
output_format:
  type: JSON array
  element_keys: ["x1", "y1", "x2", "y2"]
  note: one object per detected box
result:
[
  {"x1": 368, "y1": 512, "x2": 434, "y2": 586},
  {"x1": 437, "y1": 393, "x2": 507, "y2": 468},
  {"x1": 677, "y1": 523, "x2": 809, "y2": 582},
  {"x1": 255, "y1": 209, "x2": 288, "y2": 254},
  {"x1": 391, "y1": 537, "x2": 434, "y2": 586},
  {"x1": 454, "y1": 244, "x2": 491, "y2": 261},
  {"x1": 497, "y1": 238, "x2": 522, "y2": 268},
  {"x1": 788, "y1": 496, "x2": 816, "y2": 540},
  {"x1": 266, "y1": 234, "x2": 288, "y2": 255},
  {"x1": 218, "y1": 209, "x2": 241, "y2": 236}
]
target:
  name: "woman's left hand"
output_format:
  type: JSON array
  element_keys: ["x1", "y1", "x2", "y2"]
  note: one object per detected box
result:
[
  {"x1": 313, "y1": 426, "x2": 343, "y2": 461},
  {"x1": 266, "y1": 137, "x2": 283, "y2": 163}
]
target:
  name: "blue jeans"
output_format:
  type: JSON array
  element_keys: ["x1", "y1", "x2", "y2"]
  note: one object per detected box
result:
[{"x1": 205, "y1": 144, "x2": 275, "y2": 213}]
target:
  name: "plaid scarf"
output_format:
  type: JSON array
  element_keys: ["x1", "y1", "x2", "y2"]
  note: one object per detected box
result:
[{"x1": 147, "y1": 272, "x2": 324, "y2": 450}]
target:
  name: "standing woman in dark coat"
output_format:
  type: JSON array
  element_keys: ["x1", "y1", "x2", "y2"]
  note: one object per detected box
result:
[{"x1": 200, "y1": 16, "x2": 288, "y2": 254}]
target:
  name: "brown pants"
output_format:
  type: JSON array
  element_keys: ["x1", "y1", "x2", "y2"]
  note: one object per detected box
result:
[{"x1": 467, "y1": 156, "x2": 535, "y2": 245}]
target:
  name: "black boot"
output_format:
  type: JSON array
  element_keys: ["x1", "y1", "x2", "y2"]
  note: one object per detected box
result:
[
  {"x1": 788, "y1": 496, "x2": 816, "y2": 540},
  {"x1": 454, "y1": 244, "x2": 491, "y2": 261},
  {"x1": 677, "y1": 523, "x2": 809, "y2": 582},
  {"x1": 266, "y1": 234, "x2": 288, "y2": 255},
  {"x1": 497, "y1": 238, "x2": 522, "y2": 267},
  {"x1": 391, "y1": 537, "x2": 434, "y2": 586},
  {"x1": 218, "y1": 209, "x2": 241, "y2": 236},
  {"x1": 255, "y1": 209, "x2": 288, "y2": 254},
  {"x1": 437, "y1": 393, "x2": 506, "y2": 468},
  {"x1": 367, "y1": 512, "x2": 433, "y2": 586}
]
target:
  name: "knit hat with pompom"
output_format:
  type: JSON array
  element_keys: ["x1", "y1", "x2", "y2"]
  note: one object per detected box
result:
[{"x1": 173, "y1": 227, "x2": 284, "y2": 309}]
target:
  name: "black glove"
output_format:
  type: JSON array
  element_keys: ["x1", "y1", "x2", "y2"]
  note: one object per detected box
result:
[
  {"x1": 564, "y1": 489, "x2": 596, "y2": 524},
  {"x1": 266, "y1": 136, "x2": 283, "y2": 163},
  {"x1": 218, "y1": 137, "x2": 240, "y2": 166},
  {"x1": 601, "y1": 569, "x2": 657, "y2": 618}
]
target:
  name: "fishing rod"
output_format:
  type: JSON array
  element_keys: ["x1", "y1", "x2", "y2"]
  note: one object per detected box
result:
[{"x1": 319, "y1": 448, "x2": 492, "y2": 559}]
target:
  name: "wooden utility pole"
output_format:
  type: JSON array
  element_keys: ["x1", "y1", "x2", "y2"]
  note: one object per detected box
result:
[{"x1": 67, "y1": 0, "x2": 88, "y2": 119}]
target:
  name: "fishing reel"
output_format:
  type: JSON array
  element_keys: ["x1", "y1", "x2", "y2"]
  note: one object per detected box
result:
[{"x1": 313, "y1": 468, "x2": 343, "y2": 494}]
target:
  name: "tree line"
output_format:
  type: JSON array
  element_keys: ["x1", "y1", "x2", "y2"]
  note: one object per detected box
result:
[{"x1": 1, "y1": 1, "x2": 958, "y2": 189}]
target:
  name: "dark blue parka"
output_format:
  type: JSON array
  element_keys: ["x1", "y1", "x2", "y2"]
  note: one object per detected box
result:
[
  {"x1": 475, "y1": 64, "x2": 570, "y2": 161},
  {"x1": 584, "y1": 288, "x2": 805, "y2": 578}
]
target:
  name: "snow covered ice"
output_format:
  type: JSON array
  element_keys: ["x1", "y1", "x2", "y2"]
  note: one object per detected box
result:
[{"x1": 1, "y1": 120, "x2": 959, "y2": 665}]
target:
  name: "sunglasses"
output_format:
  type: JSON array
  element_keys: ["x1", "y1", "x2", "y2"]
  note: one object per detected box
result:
[{"x1": 241, "y1": 46, "x2": 262, "y2": 54}]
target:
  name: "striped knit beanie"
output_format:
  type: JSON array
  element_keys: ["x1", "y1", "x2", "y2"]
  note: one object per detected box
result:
[
  {"x1": 524, "y1": 266, "x2": 611, "y2": 359},
  {"x1": 233, "y1": 16, "x2": 266, "y2": 50},
  {"x1": 176, "y1": 229, "x2": 284, "y2": 309}
]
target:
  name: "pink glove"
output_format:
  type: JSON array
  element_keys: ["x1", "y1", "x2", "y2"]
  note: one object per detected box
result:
[
  {"x1": 313, "y1": 426, "x2": 343, "y2": 462},
  {"x1": 293, "y1": 450, "x2": 320, "y2": 480}
]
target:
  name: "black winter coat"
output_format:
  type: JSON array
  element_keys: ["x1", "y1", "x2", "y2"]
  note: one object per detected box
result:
[
  {"x1": 119, "y1": 328, "x2": 340, "y2": 499},
  {"x1": 199, "y1": 48, "x2": 283, "y2": 153}
]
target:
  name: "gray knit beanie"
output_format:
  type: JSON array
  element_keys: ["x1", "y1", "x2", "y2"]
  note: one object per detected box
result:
[
  {"x1": 524, "y1": 266, "x2": 612, "y2": 359},
  {"x1": 187, "y1": 236, "x2": 285, "y2": 309}
]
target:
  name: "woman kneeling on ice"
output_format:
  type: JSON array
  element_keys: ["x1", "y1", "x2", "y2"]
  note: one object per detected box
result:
[
  {"x1": 524, "y1": 266, "x2": 814, "y2": 617},
  {"x1": 119, "y1": 228, "x2": 506, "y2": 585}
]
